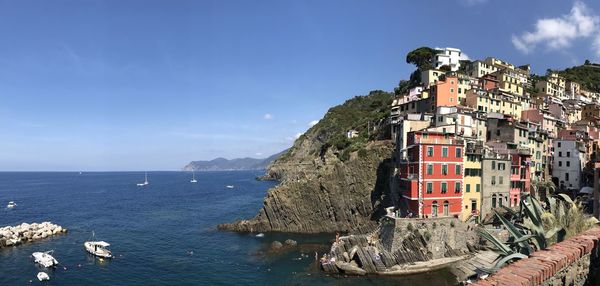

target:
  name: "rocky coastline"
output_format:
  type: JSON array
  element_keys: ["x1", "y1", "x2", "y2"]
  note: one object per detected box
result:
[{"x1": 0, "y1": 222, "x2": 67, "y2": 248}]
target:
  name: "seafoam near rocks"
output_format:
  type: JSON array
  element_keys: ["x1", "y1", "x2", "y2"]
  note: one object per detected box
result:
[{"x1": 0, "y1": 222, "x2": 67, "y2": 248}]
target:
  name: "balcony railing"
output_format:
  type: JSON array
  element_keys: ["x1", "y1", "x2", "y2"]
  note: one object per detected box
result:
[{"x1": 417, "y1": 138, "x2": 465, "y2": 145}]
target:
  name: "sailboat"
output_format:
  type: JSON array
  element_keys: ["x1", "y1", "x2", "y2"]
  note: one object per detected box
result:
[
  {"x1": 190, "y1": 171, "x2": 197, "y2": 183},
  {"x1": 137, "y1": 172, "x2": 149, "y2": 186}
]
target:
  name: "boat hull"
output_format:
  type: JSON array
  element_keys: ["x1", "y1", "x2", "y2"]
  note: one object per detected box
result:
[{"x1": 84, "y1": 242, "x2": 113, "y2": 259}]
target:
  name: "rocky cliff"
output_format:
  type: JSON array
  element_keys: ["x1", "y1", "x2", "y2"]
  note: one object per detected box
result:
[{"x1": 219, "y1": 91, "x2": 396, "y2": 234}]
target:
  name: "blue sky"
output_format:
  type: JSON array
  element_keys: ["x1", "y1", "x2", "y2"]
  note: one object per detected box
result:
[{"x1": 0, "y1": 0, "x2": 599, "y2": 171}]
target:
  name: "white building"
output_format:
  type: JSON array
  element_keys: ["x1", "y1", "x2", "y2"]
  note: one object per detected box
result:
[
  {"x1": 552, "y1": 140, "x2": 586, "y2": 191},
  {"x1": 433, "y1": 48, "x2": 462, "y2": 71}
]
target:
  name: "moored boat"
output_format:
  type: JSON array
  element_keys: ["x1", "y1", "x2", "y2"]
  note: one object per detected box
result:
[
  {"x1": 32, "y1": 251, "x2": 59, "y2": 268},
  {"x1": 84, "y1": 241, "x2": 113, "y2": 258},
  {"x1": 7, "y1": 201, "x2": 16, "y2": 208},
  {"x1": 37, "y1": 272, "x2": 50, "y2": 281}
]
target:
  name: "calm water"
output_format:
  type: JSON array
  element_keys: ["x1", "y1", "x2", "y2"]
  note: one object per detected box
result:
[{"x1": 0, "y1": 171, "x2": 456, "y2": 285}]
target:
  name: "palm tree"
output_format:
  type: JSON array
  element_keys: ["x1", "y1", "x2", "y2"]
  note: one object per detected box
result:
[{"x1": 531, "y1": 180, "x2": 556, "y2": 201}]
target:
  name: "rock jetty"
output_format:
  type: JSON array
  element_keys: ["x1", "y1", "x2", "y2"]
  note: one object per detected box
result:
[{"x1": 0, "y1": 222, "x2": 67, "y2": 248}]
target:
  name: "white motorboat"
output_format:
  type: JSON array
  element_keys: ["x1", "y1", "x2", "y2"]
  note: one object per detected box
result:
[
  {"x1": 32, "y1": 251, "x2": 59, "y2": 268},
  {"x1": 37, "y1": 272, "x2": 50, "y2": 281},
  {"x1": 137, "y1": 172, "x2": 149, "y2": 186},
  {"x1": 255, "y1": 233, "x2": 265, "y2": 238},
  {"x1": 6, "y1": 201, "x2": 16, "y2": 208},
  {"x1": 84, "y1": 241, "x2": 113, "y2": 258},
  {"x1": 226, "y1": 185, "x2": 234, "y2": 189},
  {"x1": 190, "y1": 171, "x2": 197, "y2": 183}
]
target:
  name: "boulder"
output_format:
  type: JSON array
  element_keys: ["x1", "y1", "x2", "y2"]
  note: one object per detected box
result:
[
  {"x1": 271, "y1": 241, "x2": 283, "y2": 250},
  {"x1": 342, "y1": 252, "x2": 350, "y2": 262},
  {"x1": 335, "y1": 261, "x2": 367, "y2": 276},
  {"x1": 284, "y1": 239, "x2": 297, "y2": 247}
]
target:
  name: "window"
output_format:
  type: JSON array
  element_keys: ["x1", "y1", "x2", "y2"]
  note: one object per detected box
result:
[
  {"x1": 566, "y1": 161, "x2": 570, "y2": 167},
  {"x1": 427, "y1": 146, "x2": 434, "y2": 157},
  {"x1": 426, "y1": 182, "x2": 433, "y2": 194},
  {"x1": 492, "y1": 194, "x2": 497, "y2": 208},
  {"x1": 559, "y1": 151, "x2": 562, "y2": 157},
  {"x1": 442, "y1": 147, "x2": 448, "y2": 157},
  {"x1": 466, "y1": 184, "x2": 471, "y2": 193},
  {"x1": 455, "y1": 164, "x2": 461, "y2": 175},
  {"x1": 567, "y1": 152, "x2": 571, "y2": 157},
  {"x1": 498, "y1": 163, "x2": 505, "y2": 170},
  {"x1": 441, "y1": 182, "x2": 447, "y2": 194},
  {"x1": 455, "y1": 182, "x2": 461, "y2": 193},
  {"x1": 492, "y1": 161, "x2": 496, "y2": 170},
  {"x1": 432, "y1": 201, "x2": 438, "y2": 217},
  {"x1": 443, "y1": 201, "x2": 449, "y2": 216},
  {"x1": 442, "y1": 164, "x2": 448, "y2": 175},
  {"x1": 559, "y1": 161, "x2": 562, "y2": 167},
  {"x1": 491, "y1": 176, "x2": 496, "y2": 185},
  {"x1": 450, "y1": 88, "x2": 454, "y2": 93},
  {"x1": 558, "y1": 142, "x2": 561, "y2": 148},
  {"x1": 456, "y1": 148, "x2": 462, "y2": 158},
  {"x1": 476, "y1": 184, "x2": 481, "y2": 192},
  {"x1": 427, "y1": 164, "x2": 433, "y2": 175},
  {"x1": 499, "y1": 176, "x2": 503, "y2": 185},
  {"x1": 565, "y1": 173, "x2": 569, "y2": 181}
]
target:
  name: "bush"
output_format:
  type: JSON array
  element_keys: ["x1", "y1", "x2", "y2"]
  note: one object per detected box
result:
[
  {"x1": 406, "y1": 223, "x2": 414, "y2": 232},
  {"x1": 432, "y1": 222, "x2": 437, "y2": 229},
  {"x1": 358, "y1": 149, "x2": 368, "y2": 158},
  {"x1": 450, "y1": 220, "x2": 455, "y2": 228}
]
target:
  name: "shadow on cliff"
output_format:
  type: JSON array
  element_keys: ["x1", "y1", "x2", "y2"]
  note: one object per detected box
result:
[{"x1": 369, "y1": 157, "x2": 394, "y2": 222}]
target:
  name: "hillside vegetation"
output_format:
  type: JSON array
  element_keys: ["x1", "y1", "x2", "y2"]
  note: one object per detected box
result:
[{"x1": 558, "y1": 63, "x2": 600, "y2": 93}]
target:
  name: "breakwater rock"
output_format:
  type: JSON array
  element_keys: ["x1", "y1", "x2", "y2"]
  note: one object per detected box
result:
[
  {"x1": 0, "y1": 222, "x2": 67, "y2": 248},
  {"x1": 321, "y1": 217, "x2": 480, "y2": 275}
]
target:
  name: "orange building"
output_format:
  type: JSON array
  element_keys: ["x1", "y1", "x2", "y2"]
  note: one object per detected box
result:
[{"x1": 429, "y1": 75, "x2": 459, "y2": 108}]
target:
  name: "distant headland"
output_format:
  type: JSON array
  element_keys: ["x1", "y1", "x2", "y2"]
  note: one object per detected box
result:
[{"x1": 182, "y1": 150, "x2": 286, "y2": 172}]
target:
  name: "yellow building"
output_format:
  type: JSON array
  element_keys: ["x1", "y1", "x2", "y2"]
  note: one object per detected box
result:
[
  {"x1": 420, "y1": 69, "x2": 443, "y2": 88},
  {"x1": 462, "y1": 141, "x2": 483, "y2": 221},
  {"x1": 465, "y1": 89, "x2": 523, "y2": 119},
  {"x1": 493, "y1": 69, "x2": 523, "y2": 96}
]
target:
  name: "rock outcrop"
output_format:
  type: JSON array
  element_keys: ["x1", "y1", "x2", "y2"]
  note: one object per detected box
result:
[
  {"x1": 0, "y1": 222, "x2": 67, "y2": 248},
  {"x1": 219, "y1": 141, "x2": 394, "y2": 233},
  {"x1": 218, "y1": 91, "x2": 396, "y2": 234},
  {"x1": 320, "y1": 217, "x2": 480, "y2": 275}
]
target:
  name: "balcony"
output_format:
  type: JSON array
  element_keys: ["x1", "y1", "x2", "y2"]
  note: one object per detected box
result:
[{"x1": 417, "y1": 138, "x2": 465, "y2": 145}]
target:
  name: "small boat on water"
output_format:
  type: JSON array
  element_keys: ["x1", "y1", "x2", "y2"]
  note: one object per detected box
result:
[
  {"x1": 226, "y1": 185, "x2": 234, "y2": 189},
  {"x1": 32, "y1": 251, "x2": 59, "y2": 268},
  {"x1": 85, "y1": 232, "x2": 113, "y2": 258},
  {"x1": 7, "y1": 201, "x2": 16, "y2": 208},
  {"x1": 137, "y1": 172, "x2": 149, "y2": 187},
  {"x1": 37, "y1": 272, "x2": 50, "y2": 281},
  {"x1": 256, "y1": 233, "x2": 265, "y2": 238},
  {"x1": 190, "y1": 171, "x2": 197, "y2": 183},
  {"x1": 84, "y1": 241, "x2": 112, "y2": 258}
]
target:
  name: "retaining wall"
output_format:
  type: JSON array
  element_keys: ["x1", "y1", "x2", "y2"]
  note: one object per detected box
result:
[{"x1": 473, "y1": 227, "x2": 600, "y2": 286}]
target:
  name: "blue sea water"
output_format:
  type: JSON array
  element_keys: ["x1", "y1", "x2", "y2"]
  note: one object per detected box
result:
[{"x1": 0, "y1": 171, "x2": 456, "y2": 285}]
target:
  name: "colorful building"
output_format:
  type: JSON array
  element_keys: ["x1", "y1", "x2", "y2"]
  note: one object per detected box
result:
[
  {"x1": 462, "y1": 141, "x2": 483, "y2": 221},
  {"x1": 399, "y1": 131, "x2": 465, "y2": 218}
]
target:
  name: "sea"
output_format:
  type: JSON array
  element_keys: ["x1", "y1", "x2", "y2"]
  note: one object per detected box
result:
[{"x1": 0, "y1": 171, "x2": 457, "y2": 285}]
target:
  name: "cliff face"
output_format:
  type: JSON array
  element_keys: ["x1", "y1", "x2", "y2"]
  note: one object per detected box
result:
[{"x1": 219, "y1": 91, "x2": 396, "y2": 234}]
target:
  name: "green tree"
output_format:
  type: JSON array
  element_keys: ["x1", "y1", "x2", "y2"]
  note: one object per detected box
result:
[{"x1": 405, "y1": 47, "x2": 440, "y2": 71}]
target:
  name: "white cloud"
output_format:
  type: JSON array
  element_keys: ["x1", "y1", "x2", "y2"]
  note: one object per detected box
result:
[
  {"x1": 295, "y1": 132, "x2": 302, "y2": 139},
  {"x1": 512, "y1": 1, "x2": 600, "y2": 55},
  {"x1": 459, "y1": 52, "x2": 470, "y2": 61},
  {"x1": 308, "y1": 120, "x2": 319, "y2": 127},
  {"x1": 263, "y1": 113, "x2": 273, "y2": 120},
  {"x1": 255, "y1": 152, "x2": 263, "y2": 157}
]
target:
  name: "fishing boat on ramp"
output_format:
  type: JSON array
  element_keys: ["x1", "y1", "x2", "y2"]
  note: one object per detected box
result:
[
  {"x1": 84, "y1": 232, "x2": 113, "y2": 258},
  {"x1": 32, "y1": 251, "x2": 59, "y2": 268}
]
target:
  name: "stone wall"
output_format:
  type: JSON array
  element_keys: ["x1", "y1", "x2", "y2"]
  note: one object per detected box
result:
[{"x1": 473, "y1": 227, "x2": 600, "y2": 286}]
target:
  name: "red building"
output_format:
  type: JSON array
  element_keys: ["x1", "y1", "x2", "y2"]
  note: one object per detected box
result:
[
  {"x1": 399, "y1": 131, "x2": 465, "y2": 218},
  {"x1": 509, "y1": 150, "x2": 532, "y2": 207}
]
